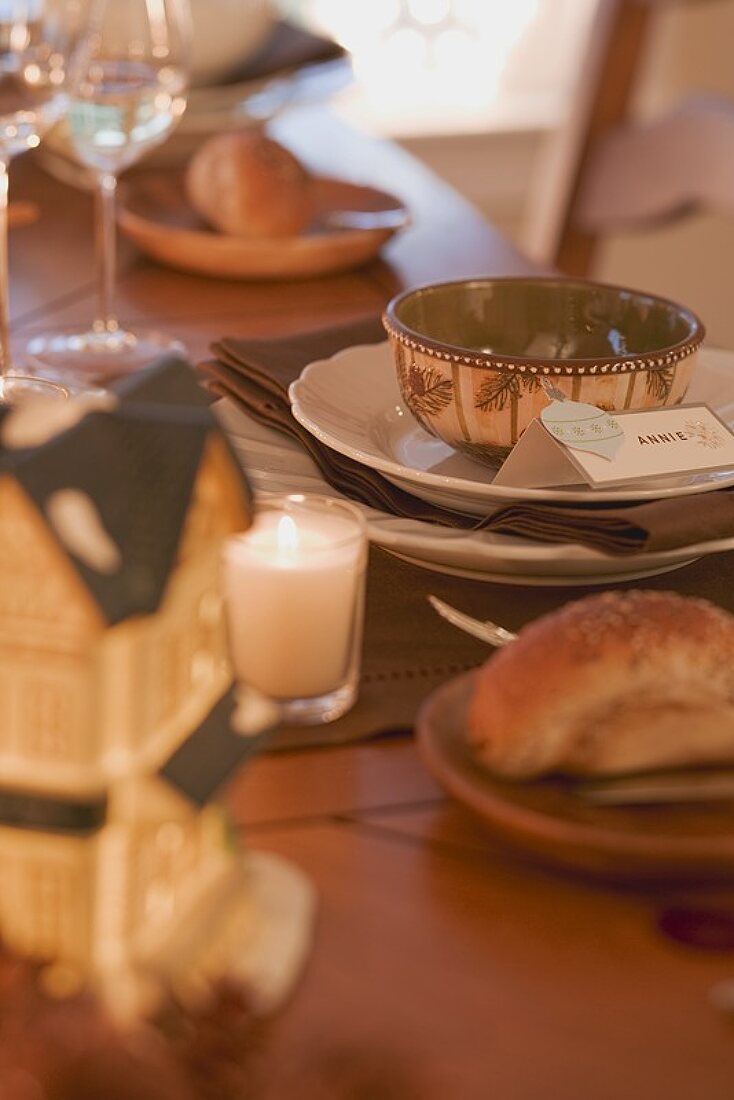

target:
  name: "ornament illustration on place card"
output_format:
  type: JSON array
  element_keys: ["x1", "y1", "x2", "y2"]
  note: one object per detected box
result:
[
  {"x1": 494, "y1": 399, "x2": 734, "y2": 492},
  {"x1": 539, "y1": 380, "x2": 624, "y2": 462}
]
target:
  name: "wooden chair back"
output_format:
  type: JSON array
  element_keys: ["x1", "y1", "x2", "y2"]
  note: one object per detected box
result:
[{"x1": 524, "y1": 0, "x2": 733, "y2": 276}]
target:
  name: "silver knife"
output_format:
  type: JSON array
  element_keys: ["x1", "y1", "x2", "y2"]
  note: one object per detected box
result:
[{"x1": 572, "y1": 770, "x2": 734, "y2": 807}]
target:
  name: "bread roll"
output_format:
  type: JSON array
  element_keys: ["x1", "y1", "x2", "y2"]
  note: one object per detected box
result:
[
  {"x1": 186, "y1": 130, "x2": 312, "y2": 238},
  {"x1": 468, "y1": 590, "x2": 734, "y2": 778}
]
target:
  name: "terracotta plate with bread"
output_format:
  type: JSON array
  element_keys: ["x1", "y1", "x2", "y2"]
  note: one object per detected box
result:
[
  {"x1": 417, "y1": 591, "x2": 734, "y2": 883},
  {"x1": 118, "y1": 168, "x2": 409, "y2": 280}
]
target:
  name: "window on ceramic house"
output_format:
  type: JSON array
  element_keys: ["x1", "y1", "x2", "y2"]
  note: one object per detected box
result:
[
  {"x1": 283, "y1": 0, "x2": 597, "y2": 136},
  {"x1": 19, "y1": 671, "x2": 87, "y2": 763}
]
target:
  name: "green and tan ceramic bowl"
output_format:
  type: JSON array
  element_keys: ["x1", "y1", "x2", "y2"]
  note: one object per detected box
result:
[{"x1": 382, "y1": 277, "x2": 705, "y2": 466}]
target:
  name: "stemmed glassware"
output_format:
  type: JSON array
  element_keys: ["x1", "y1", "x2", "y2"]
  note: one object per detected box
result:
[
  {"x1": 0, "y1": 0, "x2": 72, "y2": 402},
  {"x1": 26, "y1": 0, "x2": 191, "y2": 383}
]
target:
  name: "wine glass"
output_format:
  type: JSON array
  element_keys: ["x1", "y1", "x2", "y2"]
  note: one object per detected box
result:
[
  {"x1": 26, "y1": 0, "x2": 191, "y2": 383},
  {"x1": 0, "y1": 0, "x2": 73, "y2": 399}
]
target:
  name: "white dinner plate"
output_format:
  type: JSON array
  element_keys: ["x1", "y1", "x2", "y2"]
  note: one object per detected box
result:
[
  {"x1": 288, "y1": 343, "x2": 734, "y2": 515},
  {"x1": 215, "y1": 400, "x2": 734, "y2": 586}
]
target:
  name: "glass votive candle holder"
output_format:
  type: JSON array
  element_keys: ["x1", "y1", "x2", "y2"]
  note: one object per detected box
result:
[{"x1": 224, "y1": 494, "x2": 368, "y2": 725}]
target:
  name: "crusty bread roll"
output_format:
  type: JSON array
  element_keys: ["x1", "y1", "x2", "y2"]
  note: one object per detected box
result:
[
  {"x1": 468, "y1": 590, "x2": 734, "y2": 778},
  {"x1": 186, "y1": 129, "x2": 313, "y2": 238}
]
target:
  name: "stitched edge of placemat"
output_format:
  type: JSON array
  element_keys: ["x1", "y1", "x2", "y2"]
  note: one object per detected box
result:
[{"x1": 264, "y1": 659, "x2": 480, "y2": 752}]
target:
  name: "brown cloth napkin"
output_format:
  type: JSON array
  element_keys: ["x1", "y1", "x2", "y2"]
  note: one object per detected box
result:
[
  {"x1": 479, "y1": 490, "x2": 734, "y2": 556},
  {"x1": 201, "y1": 319, "x2": 734, "y2": 557},
  {"x1": 216, "y1": 18, "x2": 346, "y2": 86},
  {"x1": 201, "y1": 319, "x2": 477, "y2": 528}
]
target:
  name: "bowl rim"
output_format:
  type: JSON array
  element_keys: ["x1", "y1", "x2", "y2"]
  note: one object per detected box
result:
[{"x1": 382, "y1": 275, "x2": 705, "y2": 377}]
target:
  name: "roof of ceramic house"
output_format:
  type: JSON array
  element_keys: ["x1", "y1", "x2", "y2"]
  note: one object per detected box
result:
[
  {"x1": 161, "y1": 688, "x2": 271, "y2": 805},
  {"x1": 0, "y1": 355, "x2": 251, "y2": 626}
]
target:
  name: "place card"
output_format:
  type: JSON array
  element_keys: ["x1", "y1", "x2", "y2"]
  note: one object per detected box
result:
[{"x1": 493, "y1": 401, "x2": 734, "y2": 490}]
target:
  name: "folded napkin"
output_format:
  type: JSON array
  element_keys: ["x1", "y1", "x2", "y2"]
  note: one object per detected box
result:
[
  {"x1": 479, "y1": 490, "x2": 734, "y2": 556},
  {"x1": 232, "y1": 19, "x2": 346, "y2": 84},
  {"x1": 200, "y1": 320, "x2": 734, "y2": 557},
  {"x1": 201, "y1": 319, "x2": 477, "y2": 528}
]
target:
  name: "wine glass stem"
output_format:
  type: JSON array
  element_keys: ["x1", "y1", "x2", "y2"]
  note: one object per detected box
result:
[
  {"x1": 0, "y1": 158, "x2": 11, "y2": 376},
  {"x1": 94, "y1": 171, "x2": 119, "y2": 336}
]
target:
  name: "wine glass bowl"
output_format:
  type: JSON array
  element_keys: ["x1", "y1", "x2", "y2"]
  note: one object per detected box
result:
[
  {"x1": 0, "y1": 8, "x2": 68, "y2": 158},
  {"x1": 0, "y1": 1, "x2": 73, "y2": 391},
  {"x1": 66, "y1": 33, "x2": 187, "y2": 177},
  {"x1": 26, "y1": 0, "x2": 191, "y2": 383}
]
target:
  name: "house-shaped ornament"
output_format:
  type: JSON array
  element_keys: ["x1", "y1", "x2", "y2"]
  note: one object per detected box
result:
[{"x1": 0, "y1": 357, "x2": 309, "y2": 1020}]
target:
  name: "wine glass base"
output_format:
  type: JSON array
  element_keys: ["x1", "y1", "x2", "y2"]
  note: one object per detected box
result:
[
  {"x1": 0, "y1": 374, "x2": 70, "y2": 405},
  {"x1": 25, "y1": 327, "x2": 187, "y2": 385}
]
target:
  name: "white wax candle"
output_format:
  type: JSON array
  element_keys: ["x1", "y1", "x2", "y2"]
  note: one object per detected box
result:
[{"x1": 224, "y1": 502, "x2": 367, "y2": 700}]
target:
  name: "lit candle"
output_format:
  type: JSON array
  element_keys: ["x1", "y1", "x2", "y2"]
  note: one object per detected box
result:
[{"x1": 224, "y1": 495, "x2": 368, "y2": 724}]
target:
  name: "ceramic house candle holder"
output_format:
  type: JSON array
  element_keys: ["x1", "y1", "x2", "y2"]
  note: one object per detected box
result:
[{"x1": 0, "y1": 358, "x2": 312, "y2": 1020}]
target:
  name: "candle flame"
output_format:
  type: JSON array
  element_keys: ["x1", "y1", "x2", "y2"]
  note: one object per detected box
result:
[{"x1": 276, "y1": 514, "x2": 299, "y2": 556}]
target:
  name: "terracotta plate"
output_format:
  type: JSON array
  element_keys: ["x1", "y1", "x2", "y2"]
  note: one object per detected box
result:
[
  {"x1": 416, "y1": 671, "x2": 734, "y2": 883},
  {"x1": 117, "y1": 169, "x2": 409, "y2": 280}
]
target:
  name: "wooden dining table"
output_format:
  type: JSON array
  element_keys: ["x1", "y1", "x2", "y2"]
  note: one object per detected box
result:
[{"x1": 12, "y1": 105, "x2": 734, "y2": 1099}]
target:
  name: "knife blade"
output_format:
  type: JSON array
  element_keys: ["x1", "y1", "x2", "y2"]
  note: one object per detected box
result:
[{"x1": 571, "y1": 769, "x2": 734, "y2": 807}]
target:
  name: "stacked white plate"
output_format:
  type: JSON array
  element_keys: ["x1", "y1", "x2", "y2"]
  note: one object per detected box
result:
[{"x1": 217, "y1": 342, "x2": 734, "y2": 586}]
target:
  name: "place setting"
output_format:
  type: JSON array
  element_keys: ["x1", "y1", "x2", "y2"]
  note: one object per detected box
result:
[
  {"x1": 116, "y1": 132, "x2": 409, "y2": 282},
  {"x1": 36, "y1": 1, "x2": 351, "y2": 182},
  {"x1": 209, "y1": 275, "x2": 734, "y2": 587},
  {"x1": 105, "y1": 8, "x2": 406, "y2": 284}
]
